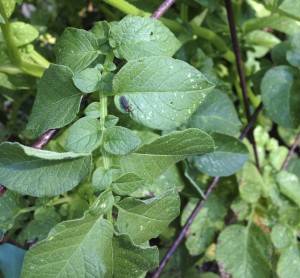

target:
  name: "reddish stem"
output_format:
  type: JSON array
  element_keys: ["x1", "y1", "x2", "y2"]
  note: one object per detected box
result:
[
  {"x1": 151, "y1": 0, "x2": 176, "y2": 19},
  {"x1": 280, "y1": 132, "x2": 300, "y2": 170}
]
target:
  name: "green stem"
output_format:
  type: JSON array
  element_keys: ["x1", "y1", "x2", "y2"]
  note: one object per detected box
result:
[
  {"x1": 103, "y1": 0, "x2": 150, "y2": 17},
  {"x1": 29, "y1": 49, "x2": 51, "y2": 69},
  {"x1": 0, "y1": 64, "x2": 23, "y2": 75},
  {"x1": 180, "y1": 3, "x2": 189, "y2": 22}
]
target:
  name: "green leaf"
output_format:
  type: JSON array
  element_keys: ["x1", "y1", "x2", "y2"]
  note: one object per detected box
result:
[
  {"x1": 118, "y1": 129, "x2": 214, "y2": 183},
  {"x1": 54, "y1": 28, "x2": 99, "y2": 73},
  {"x1": 287, "y1": 33, "x2": 300, "y2": 68},
  {"x1": 109, "y1": 15, "x2": 181, "y2": 60},
  {"x1": 244, "y1": 30, "x2": 281, "y2": 49},
  {"x1": 22, "y1": 217, "x2": 114, "y2": 277},
  {"x1": 65, "y1": 117, "x2": 103, "y2": 153},
  {"x1": 27, "y1": 64, "x2": 84, "y2": 136},
  {"x1": 0, "y1": 191, "x2": 25, "y2": 232},
  {"x1": 237, "y1": 162, "x2": 263, "y2": 203},
  {"x1": 279, "y1": 0, "x2": 300, "y2": 20},
  {"x1": 0, "y1": 142, "x2": 92, "y2": 197},
  {"x1": 261, "y1": 65, "x2": 300, "y2": 128},
  {"x1": 104, "y1": 126, "x2": 141, "y2": 155},
  {"x1": 90, "y1": 21, "x2": 110, "y2": 45},
  {"x1": 216, "y1": 224, "x2": 272, "y2": 278},
  {"x1": 105, "y1": 115, "x2": 119, "y2": 127},
  {"x1": 186, "y1": 89, "x2": 241, "y2": 136},
  {"x1": 84, "y1": 102, "x2": 101, "y2": 118},
  {"x1": 271, "y1": 223, "x2": 295, "y2": 250},
  {"x1": 11, "y1": 22, "x2": 39, "y2": 47},
  {"x1": 113, "y1": 56, "x2": 215, "y2": 130},
  {"x1": 111, "y1": 233, "x2": 158, "y2": 277},
  {"x1": 277, "y1": 171, "x2": 300, "y2": 207},
  {"x1": 22, "y1": 193, "x2": 158, "y2": 277},
  {"x1": 17, "y1": 207, "x2": 61, "y2": 244},
  {"x1": 0, "y1": 0, "x2": 16, "y2": 21},
  {"x1": 181, "y1": 196, "x2": 227, "y2": 256},
  {"x1": 189, "y1": 133, "x2": 249, "y2": 177},
  {"x1": 0, "y1": 244, "x2": 26, "y2": 278},
  {"x1": 92, "y1": 167, "x2": 112, "y2": 191},
  {"x1": 72, "y1": 67, "x2": 101, "y2": 93},
  {"x1": 277, "y1": 244, "x2": 300, "y2": 278},
  {"x1": 112, "y1": 173, "x2": 145, "y2": 195},
  {"x1": 117, "y1": 190, "x2": 180, "y2": 244}
]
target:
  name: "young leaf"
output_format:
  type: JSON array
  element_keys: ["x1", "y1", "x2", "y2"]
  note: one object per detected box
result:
[
  {"x1": 0, "y1": 191, "x2": 25, "y2": 232},
  {"x1": 109, "y1": 15, "x2": 181, "y2": 60},
  {"x1": 118, "y1": 129, "x2": 214, "y2": 183},
  {"x1": 277, "y1": 171, "x2": 300, "y2": 208},
  {"x1": 186, "y1": 89, "x2": 241, "y2": 136},
  {"x1": 216, "y1": 224, "x2": 272, "y2": 278},
  {"x1": 237, "y1": 162, "x2": 263, "y2": 203},
  {"x1": 117, "y1": 190, "x2": 180, "y2": 244},
  {"x1": 277, "y1": 244, "x2": 300, "y2": 278},
  {"x1": 261, "y1": 66, "x2": 300, "y2": 128},
  {"x1": 105, "y1": 115, "x2": 119, "y2": 127},
  {"x1": 65, "y1": 117, "x2": 103, "y2": 153},
  {"x1": 113, "y1": 56, "x2": 215, "y2": 130},
  {"x1": 189, "y1": 133, "x2": 249, "y2": 177},
  {"x1": 90, "y1": 21, "x2": 110, "y2": 45},
  {"x1": 92, "y1": 167, "x2": 113, "y2": 191},
  {"x1": 271, "y1": 223, "x2": 295, "y2": 250},
  {"x1": 112, "y1": 173, "x2": 145, "y2": 195},
  {"x1": 11, "y1": 22, "x2": 39, "y2": 46},
  {"x1": 287, "y1": 33, "x2": 300, "y2": 67},
  {"x1": 84, "y1": 102, "x2": 101, "y2": 118},
  {"x1": 0, "y1": 244, "x2": 26, "y2": 278},
  {"x1": 104, "y1": 126, "x2": 141, "y2": 155},
  {"x1": 27, "y1": 64, "x2": 84, "y2": 136},
  {"x1": 72, "y1": 68, "x2": 101, "y2": 93},
  {"x1": 0, "y1": 142, "x2": 92, "y2": 197},
  {"x1": 54, "y1": 28, "x2": 99, "y2": 73},
  {"x1": 0, "y1": 0, "x2": 16, "y2": 21}
]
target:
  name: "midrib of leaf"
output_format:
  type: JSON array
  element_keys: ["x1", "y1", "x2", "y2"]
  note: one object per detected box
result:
[
  {"x1": 118, "y1": 206, "x2": 167, "y2": 222},
  {"x1": 47, "y1": 92, "x2": 83, "y2": 106}
]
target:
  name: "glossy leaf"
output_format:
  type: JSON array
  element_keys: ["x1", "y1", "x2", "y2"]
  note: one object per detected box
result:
[
  {"x1": 118, "y1": 129, "x2": 214, "y2": 183},
  {"x1": 27, "y1": 64, "x2": 84, "y2": 136},
  {"x1": 261, "y1": 65, "x2": 300, "y2": 128},
  {"x1": 117, "y1": 190, "x2": 180, "y2": 244},
  {"x1": 92, "y1": 167, "x2": 112, "y2": 191},
  {"x1": 0, "y1": 244, "x2": 26, "y2": 278},
  {"x1": 0, "y1": 0, "x2": 16, "y2": 21},
  {"x1": 113, "y1": 56, "x2": 215, "y2": 130},
  {"x1": 112, "y1": 173, "x2": 145, "y2": 195},
  {"x1": 189, "y1": 133, "x2": 249, "y2": 177},
  {"x1": 278, "y1": 0, "x2": 300, "y2": 20},
  {"x1": 271, "y1": 223, "x2": 295, "y2": 250},
  {"x1": 186, "y1": 89, "x2": 241, "y2": 136},
  {"x1": 0, "y1": 142, "x2": 92, "y2": 197},
  {"x1": 109, "y1": 15, "x2": 180, "y2": 60},
  {"x1": 54, "y1": 28, "x2": 99, "y2": 72},
  {"x1": 65, "y1": 117, "x2": 103, "y2": 153},
  {"x1": 72, "y1": 68, "x2": 101, "y2": 93},
  {"x1": 217, "y1": 224, "x2": 272, "y2": 278},
  {"x1": 104, "y1": 126, "x2": 141, "y2": 155}
]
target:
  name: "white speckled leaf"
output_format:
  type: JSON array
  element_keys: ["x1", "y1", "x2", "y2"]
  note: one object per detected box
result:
[
  {"x1": 117, "y1": 190, "x2": 180, "y2": 244},
  {"x1": 0, "y1": 142, "x2": 92, "y2": 197},
  {"x1": 109, "y1": 15, "x2": 180, "y2": 60},
  {"x1": 113, "y1": 56, "x2": 215, "y2": 130}
]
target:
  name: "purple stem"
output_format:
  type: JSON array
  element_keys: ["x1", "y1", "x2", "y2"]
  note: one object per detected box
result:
[
  {"x1": 280, "y1": 132, "x2": 300, "y2": 171},
  {"x1": 224, "y1": 0, "x2": 261, "y2": 173},
  {"x1": 151, "y1": 0, "x2": 176, "y2": 19},
  {"x1": 152, "y1": 177, "x2": 220, "y2": 278},
  {"x1": 32, "y1": 129, "x2": 58, "y2": 149}
]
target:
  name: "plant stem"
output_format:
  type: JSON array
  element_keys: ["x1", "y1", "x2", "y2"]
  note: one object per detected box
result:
[
  {"x1": 151, "y1": 0, "x2": 176, "y2": 19},
  {"x1": 280, "y1": 132, "x2": 300, "y2": 170},
  {"x1": 103, "y1": 0, "x2": 151, "y2": 17}
]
